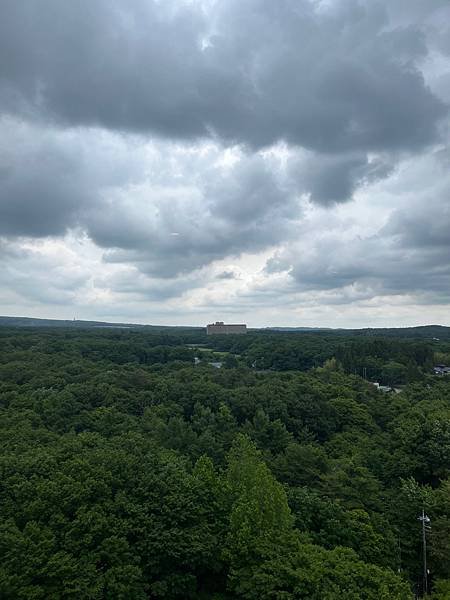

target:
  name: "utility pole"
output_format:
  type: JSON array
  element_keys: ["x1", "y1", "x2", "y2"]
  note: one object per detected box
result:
[{"x1": 418, "y1": 508, "x2": 431, "y2": 596}]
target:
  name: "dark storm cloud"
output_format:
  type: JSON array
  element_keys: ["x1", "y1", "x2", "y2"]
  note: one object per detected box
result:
[
  {"x1": 288, "y1": 151, "x2": 393, "y2": 204},
  {"x1": 94, "y1": 200, "x2": 298, "y2": 278},
  {"x1": 273, "y1": 232, "x2": 450, "y2": 301},
  {"x1": 0, "y1": 119, "x2": 146, "y2": 238},
  {"x1": 0, "y1": 117, "x2": 300, "y2": 273},
  {"x1": 0, "y1": 0, "x2": 207, "y2": 137},
  {"x1": 83, "y1": 150, "x2": 301, "y2": 277},
  {"x1": 0, "y1": 0, "x2": 446, "y2": 155},
  {"x1": 204, "y1": 155, "x2": 290, "y2": 222},
  {"x1": 0, "y1": 126, "x2": 90, "y2": 236},
  {"x1": 0, "y1": 239, "x2": 89, "y2": 305},
  {"x1": 268, "y1": 157, "x2": 450, "y2": 301},
  {"x1": 382, "y1": 192, "x2": 450, "y2": 254}
]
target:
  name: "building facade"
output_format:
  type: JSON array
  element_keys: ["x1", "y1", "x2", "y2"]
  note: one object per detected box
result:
[{"x1": 206, "y1": 321, "x2": 247, "y2": 335}]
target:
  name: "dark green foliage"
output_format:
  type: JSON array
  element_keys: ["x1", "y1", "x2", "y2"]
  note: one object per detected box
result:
[{"x1": 0, "y1": 327, "x2": 449, "y2": 597}]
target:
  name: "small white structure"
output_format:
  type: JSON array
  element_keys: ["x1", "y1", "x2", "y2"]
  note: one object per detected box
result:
[
  {"x1": 370, "y1": 382, "x2": 395, "y2": 393},
  {"x1": 434, "y1": 365, "x2": 450, "y2": 375}
]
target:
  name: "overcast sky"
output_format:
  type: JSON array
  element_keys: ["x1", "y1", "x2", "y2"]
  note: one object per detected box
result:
[{"x1": 1, "y1": 0, "x2": 449, "y2": 327}]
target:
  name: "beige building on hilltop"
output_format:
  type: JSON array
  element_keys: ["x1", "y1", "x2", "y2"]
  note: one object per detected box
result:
[{"x1": 206, "y1": 321, "x2": 247, "y2": 335}]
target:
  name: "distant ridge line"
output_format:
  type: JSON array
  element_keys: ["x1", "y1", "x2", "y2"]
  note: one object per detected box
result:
[
  {"x1": 0, "y1": 316, "x2": 201, "y2": 330},
  {"x1": 0, "y1": 316, "x2": 449, "y2": 337}
]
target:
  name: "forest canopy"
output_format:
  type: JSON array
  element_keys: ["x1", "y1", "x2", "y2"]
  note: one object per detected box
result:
[{"x1": 0, "y1": 326, "x2": 449, "y2": 599}]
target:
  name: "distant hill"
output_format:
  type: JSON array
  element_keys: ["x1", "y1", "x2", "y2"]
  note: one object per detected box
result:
[
  {"x1": 263, "y1": 327, "x2": 333, "y2": 332},
  {"x1": 1, "y1": 316, "x2": 449, "y2": 339},
  {"x1": 0, "y1": 316, "x2": 201, "y2": 331},
  {"x1": 346, "y1": 325, "x2": 450, "y2": 339},
  {"x1": 261, "y1": 325, "x2": 450, "y2": 338}
]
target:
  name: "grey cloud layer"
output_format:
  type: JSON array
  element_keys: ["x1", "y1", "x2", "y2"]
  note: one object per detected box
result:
[
  {"x1": 0, "y1": 120, "x2": 147, "y2": 237},
  {"x1": 0, "y1": 120, "x2": 300, "y2": 276},
  {"x1": 0, "y1": 239, "x2": 89, "y2": 306},
  {"x1": 87, "y1": 151, "x2": 301, "y2": 276},
  {"x1": 0, "y1": 121, "x2": 91, "y2": 236},
  {"x1": 267, "y1": 151, "x2": 450, "y2": 302},
  {"x1": 0, "y1": 0, "x2": 446, "y2": 153},
  {"x1": 0, "y1": 0, "x2": 449, "y2": 314}
]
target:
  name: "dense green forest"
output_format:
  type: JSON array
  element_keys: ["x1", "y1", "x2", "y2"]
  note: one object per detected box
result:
[{"x1": 0, "y1": 327, "x2": 449, "y2": 599}]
